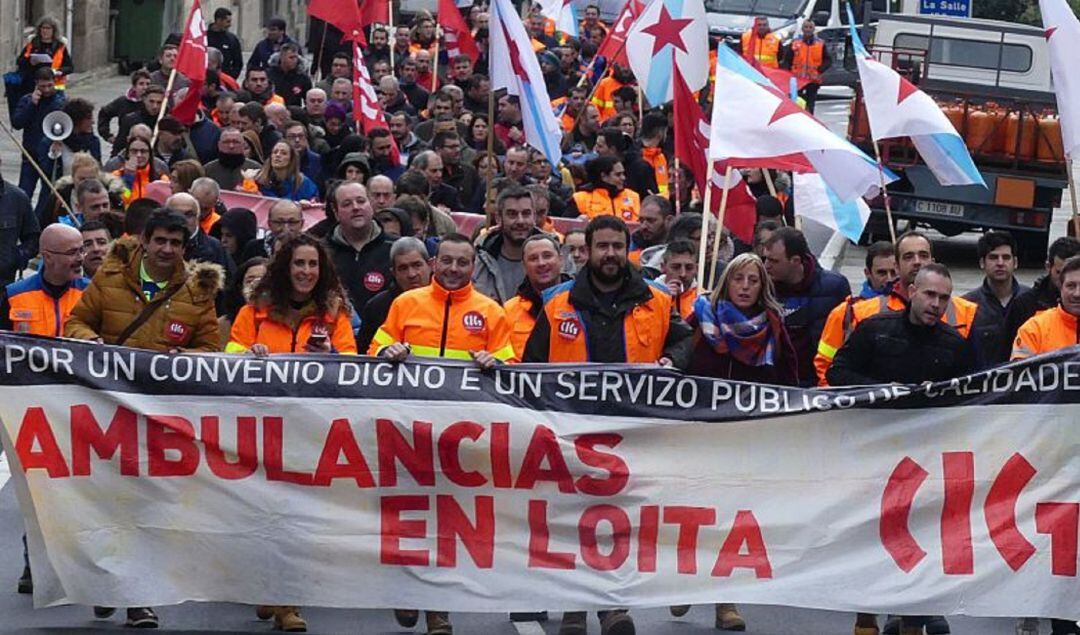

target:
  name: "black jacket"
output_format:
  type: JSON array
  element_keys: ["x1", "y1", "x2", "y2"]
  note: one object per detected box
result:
[
  {"x1": 827, "y1": 308, "x2": 975, "y2": 386},
  {"x1": 773, "y1": 255, "x2": 851, "y2": 386},
  {"x1": 268, "y1": 64, "x2": 314, "y2": 108},
  {"x1": 207, "y1": 28, "x2": 244, "y2": 79},
  {"x1": 1007, "y1": 274, "x2": 1058, "y2": 345},
  {"x1": 324, "y1": 223, "x2": 395, "y2": 313},
  {"x1": 522, "y1": 265, "x2": 693, "y2": 368},
  {"x1": 962, "y1": 277, "x2": 1030, "y2": 368},
  {"x1": 356, "y1": 284, "x2": 404, "y2": 353},
  {"x1": 114, "y1": 107, "x2": 158, "y2": 156},
  {"x1": 0, "y1": 180, "x2": 40, "y2": 285},
  {"x1": 623, "y1": 147, "x2": 659, "y2": 198},
  {"x1": 97, "y1": 91, "x2": 142, "y2": 142}
]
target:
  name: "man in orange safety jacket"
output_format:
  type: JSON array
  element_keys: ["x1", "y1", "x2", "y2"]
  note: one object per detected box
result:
[
  {"x1": 1012, "y1": 255, "x2": 1080, "y2": 361},
  {"x1": 741, "y1": 16, "x2": 781, "y2": 69}
]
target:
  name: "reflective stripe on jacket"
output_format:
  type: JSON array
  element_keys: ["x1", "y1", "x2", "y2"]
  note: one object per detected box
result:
[
  {"x1": 6, "y1": 273, "x2": 88, "y2": 337},
  {"x1": 1011, "y1": 306, "x2": 1079, "y2": 360},
  {"x1": 741, "y1": 31, "x2": 781, "y2": 68},
  {"x1": 369, "y1": 279, "x2": 514, "y2": 361}
]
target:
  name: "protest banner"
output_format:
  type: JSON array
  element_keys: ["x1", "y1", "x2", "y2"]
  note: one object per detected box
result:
[{"x1": 0, "y1": 332, "x2": 1077, "y2": 619}]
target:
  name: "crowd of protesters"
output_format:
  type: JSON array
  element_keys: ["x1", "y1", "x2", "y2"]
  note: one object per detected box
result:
[{"x1": 1, "y1": 4, "x2": 1079, "y2": 635}]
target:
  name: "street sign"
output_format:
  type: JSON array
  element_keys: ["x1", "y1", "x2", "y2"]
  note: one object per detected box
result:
[{"x1": 918, "y1": 0, "x2": 972, "y2": 17}]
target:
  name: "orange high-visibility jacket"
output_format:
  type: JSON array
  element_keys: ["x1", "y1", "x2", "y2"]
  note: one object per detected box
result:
[
  {"x1": 1011, "y1": 306, "x2": 1079, "y2": 360},
  {"x1": 591, "y1": 76, "x2": 629, "y2": 122},
  {"x1": 572, "y1": 186, "x2": 640, "y2": 222},
  {"x1": 504, "y1": 294, "x2": 538, "y2": 363},
  {"x1": 741, "y1": 30, "x2": 781, "y2": 68},
  {"x1": 641, "y1": 146, "x2": 669, "y2": 196},
  {"x1": 790, "y1": 38, "x2": 825, "y2": 83},
  {"x1": 539, "y1": 279, "x2": 672, "y2": 362},
  {"x1": 369, "y1": 279, "x2": 514, "y2": 361},
  {"x1": 6, "y1": 273, "x2": 89, "y2": 337},
  {"x1": 226, "y1": 303, "x2": 357, "y2": 354}
]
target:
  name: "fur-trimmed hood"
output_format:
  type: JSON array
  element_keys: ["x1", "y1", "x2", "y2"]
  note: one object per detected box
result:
[{"x1": 104, "y1": 236, "x2": 224, "y2": 298}]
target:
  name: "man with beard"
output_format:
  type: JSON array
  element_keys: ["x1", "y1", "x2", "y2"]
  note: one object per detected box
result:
[
  {"x1": 378, "y1": 76, "x2": 417, "y2": 117},
  {"x1": 629, "y1": 195, "x2": 673, "y2": 263},
  {"x1": 463, "y1": 74, "x2": 490, "y2": 114},
  {"x1": 365, "y1": 26, "x2": 391, "y2": 67},
  {"x1": 473, "y1": 186, "x2": 544, "y2": 303},
  {"x1": 389, "y1": 112, "x2": 425, "y2": 165},
  {"x1": 355, "y1": 236, "x2": 431, "y2": 352},
  {"x1": 239, "y1": 67, "x2": 284, "y2": 106},
  {"x1": 435, "y1": 132, "x2": 481, "y2": 212},
  {"x1": 559, "y1": 86, "x2": 588, "y2": 132},
  {"x1": 204, "y1": 128, "x2": 262, "y2": 191},
  {"x1": 494, "y1": 94, "x2": 525, "y2": 149},
  {"x1": 504, "y1": 234, "x2": 566, "y2": 360},
  {"x1": 368, "y1": 128, "x2": 405, "y2": 181},
  {"x1": 398, "y1": 58, "x2": 430, "y2": 111},
  {"x1": 79, "y1": 220, "x2": 112, "y2": 279},
  {"x1": 590, "y1": 63, "x2": 635, "y2": 122}
]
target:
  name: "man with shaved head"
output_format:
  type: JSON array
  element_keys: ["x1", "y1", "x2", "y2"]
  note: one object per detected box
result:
[
  {"x1": 0, "y1": 222, "x2": 89, "y2": 597},
  {"x1": 166, "y1": 192, "x2": 234, "y2": 288}
]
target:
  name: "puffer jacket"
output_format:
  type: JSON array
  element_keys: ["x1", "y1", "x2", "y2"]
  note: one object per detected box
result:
[{"x1": 65, "y1": 237, "x2": 224, "y2": 352}]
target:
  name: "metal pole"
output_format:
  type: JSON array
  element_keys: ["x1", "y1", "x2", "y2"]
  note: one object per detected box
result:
[
  {"x1": 673, "y1": 157, "x2": 681, "y2": 214},
  {"x1": 150, "y1": 68, "x2": 178, "y2": 150},
  {"x1": 696, "y1": 164, "x2": 715, "y2": 291},
  {"x1": 1067, "y1": 156, "x2": 1079, "y2": 239}
]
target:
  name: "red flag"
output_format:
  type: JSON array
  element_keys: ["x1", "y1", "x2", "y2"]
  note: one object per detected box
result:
[
  {"x1": 439, "y1": 0, "x2": 480, "y2": 62},
  {"x1": 752, "y1": 60, "x2": 810, "y2": 94},
  {"x1": 309, "y1": 0, "x2": 366, "y2": 44},
  {"x1": 353, "y1": 41, "x2": 400, "y2": 167},
  {"x1": 361, "y1": 0, "x2": 391, "y2": 27},
  {"x1": 597, "y1": 0, "x2": 644, "y2": 66},
  {"x1": 673, "y1": 70, "x2": 756, "y2": 243},
  {"x1": 171, "y1": 0, "x2": 207, "y2": 125}
]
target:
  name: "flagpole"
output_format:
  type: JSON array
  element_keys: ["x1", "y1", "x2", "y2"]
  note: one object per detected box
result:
[
  {"x1": 762, "y1": 168, "x2": 777, "y2": 197},
  {"x1": 872, "y1": 141, "x2": 897, "y2": 244},
  {"x1": 696, "y1": 163, "x2": 715, "y2": 292},
  {"x1": 484, "y1": 79, "x2": 497, "y2": 223},
  {"x1": 636, "y1": 84, "x2": 644, "y2": 122},
  {"x1": 315, "y1": 21, "x2": 328, "y2": 82},
  {"x1": 150, "y1": 68, "x2": 178, "y2": 149},
  {"x1": 0, "y1": 118, "x2": 75, "y2": 219},
  {"x1": 673, "y1": 157, "x2": 681, "y2": 214},
  {"x1": 431, "y1": 27, "x2": 441, "y2": 94},
  {"x1": 708, "y1": 165, "x2": 733, "y2": 290},
  {"x1": 1068, "y1": 156, "x2": 1080, "y2": 238}
]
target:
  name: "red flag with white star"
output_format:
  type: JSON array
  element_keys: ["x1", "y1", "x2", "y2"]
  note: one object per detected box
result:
[
  {"x1": 626, "y1": 0, "x2": 707, "y2": 105},
  {"x1": 353, "y1": 41, "x2": 400, "y2": 167},
  {"x1": 597, "y1": 0, "x2": 644, "y2": 67},
  {"x1": 171, "y1": 0, "x2": 206, "y2": 125}
]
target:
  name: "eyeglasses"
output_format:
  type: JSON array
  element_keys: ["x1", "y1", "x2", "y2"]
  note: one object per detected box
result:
[
  {"x1": 45, "y1": 247, "x2": 86, "y2": 257},
  {"x1": 268, "y1": 218, "x2": 303, "y2": 228},
  {"x1": 128, "y1": 148, "x2": 150, "y2": 155}
]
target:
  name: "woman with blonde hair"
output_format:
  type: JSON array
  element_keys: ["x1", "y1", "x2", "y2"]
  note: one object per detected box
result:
[
  {"x1": 687, "y1": 252, "x2": 798, "y2": 385},
  {"x1": 252, "y1": 141, "x2": 318, "y2": 202},
  {"x1": 36, "y1": 151, "x2": 124, "y2": 224}
]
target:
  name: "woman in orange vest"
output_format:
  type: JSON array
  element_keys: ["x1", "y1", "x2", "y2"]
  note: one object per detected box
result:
[
  {"x1": 14, "y1": 17, "x2": 72, "y2": 96},
  {"x1": 568, "y1": 156, "x2": 640, "y2": 222},
  {"x1": 227, "y1": 234, "x2": 356, "y2": 357},
  {"x1": 226, "y1": 235, "x2": 354, "y2": 632},
  {"x1": 113, "y1": 136, "x2": 168, "y2": 208}
]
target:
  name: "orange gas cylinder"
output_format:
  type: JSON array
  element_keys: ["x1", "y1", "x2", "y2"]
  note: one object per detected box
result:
[
  {"x1": 984, "y1": 103, "x2": 1006, "y2": 154},
  {"x1": 1037, "y1": 112, "x2": 1064, "y2": 163},
  {"x1": 1004, "y1": 111, "x2": 1037, "y2": 160},
  {"x1": 941, "y1": 100, "x2": 965, "y2": 133},
  {"x1": 965, "y1": 108, "x2": 997, "y2": 153}
]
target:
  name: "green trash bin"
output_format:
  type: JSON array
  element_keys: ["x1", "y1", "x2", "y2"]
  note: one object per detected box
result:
[{"x1": 114, "y1": 0, "x2": 165, "y2": 69}]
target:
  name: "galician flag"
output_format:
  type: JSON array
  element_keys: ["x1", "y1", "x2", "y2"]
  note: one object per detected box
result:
[
  {"x1": 1039, "y1": 0, "x2": 1080, "y2": 157},
  {"x1": 539, "y1": 0, "x2": 579, "y2": 39},
  {"x1": 793, "y1": 173, "x2": 872, "y2": 242},
  {"x1": 847, "y1": 5, "x2": 984, "y2": 186},
  {"x1": 708, "y1": 44, "x2": 892, "y2": 203},
  {"x1": 626, "y1": 0, "x2": 709, "y2": 105},
  {"x1": 490, "y1": 0, "x2": 563, "y2": 167}
]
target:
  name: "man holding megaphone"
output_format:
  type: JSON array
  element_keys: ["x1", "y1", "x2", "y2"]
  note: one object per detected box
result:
[{"x1": 10, "y1": 66, "x2": 65, "y2": 201}]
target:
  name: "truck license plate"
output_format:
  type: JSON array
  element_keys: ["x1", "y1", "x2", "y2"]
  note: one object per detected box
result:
[{"x1": 914, "y1": 200, "x2": 966, "y2": 217}]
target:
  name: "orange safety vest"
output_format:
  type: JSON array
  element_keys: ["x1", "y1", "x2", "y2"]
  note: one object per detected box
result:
[
  {"x1": 790, "y1": 38, "x2": 825, "y2": 84},
  {"x1": 560, "y1": 109, "x2": 576, "y2": 133},
  {"x1": 1011, "y1": 306, "x2": 1079, "y2": 360},
  {"x1": 23, "y1": 41, "x2": 67, "y2": 90},
  {"x1": 741, "y1": 30, "x2": 781, "y2": 69},
  {"x1": 199, "y1": 210, "x2": 221, "y2": 235},
  {"x1": 264, "y1": 93, "x2": 285, "y2": 106},
  {"x1": 641, "y1": 146, "x2": 669, "y2": 196},
  {"x1": 590, "y1": 76, "x2": 628, "y2": 122},
  {"x1": 550, "y1": 95, "x2": 567, "y2": 114},
  {"x1": 225, "y1": 304, "x2": 357, "y2": 354},
  {"x1": 540, "y1": 279, "x2": 673, "y2": 363},
  {"x1": 814, "y1": 290, "x2": 979, "y2": 386},
  {"x1": 369, "y1": 279, "x2": 514, "y2": 361},
  {"x1": 674, "y1": 286, "x2": 698, "y2": 322},
  {"x1": 114, "y1": 166, "x2": 168, "y2": 208},
  {"x1": 504, "y1": 294, "x2": 538, "y2": 362},
  {"x1": 6, "y1": 274, "x2": 88, "y2": 337},
  {"x1": 572, "y1": 186, "x2": 640, "y2": 222}
]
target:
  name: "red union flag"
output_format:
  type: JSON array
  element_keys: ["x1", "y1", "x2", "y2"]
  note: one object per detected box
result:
[
  {"x1": 171, "y1": 0, "x2": 207, "y2": 125},
  {"x1": 439, "y1": 0, "x2": 480, "y2": 62},
  {"x1": 353, "y1": 41, "x2": 400, "y2": 167},
  {"x1": 597, "y1": 0, "x2": 645, "y2": 66},
  {"x1": 308, "y1": 0, "x2": 368, "y2": 44}
]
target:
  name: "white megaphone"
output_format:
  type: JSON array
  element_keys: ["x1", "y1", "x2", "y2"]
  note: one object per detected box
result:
[{"x1": 42, "y1": 111, "x2": 73, "y2": 141}]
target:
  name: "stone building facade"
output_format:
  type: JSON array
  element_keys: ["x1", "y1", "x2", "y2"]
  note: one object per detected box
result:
[{"x1": 1, "y1": 0, "x2": 310, "y2": 77}]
